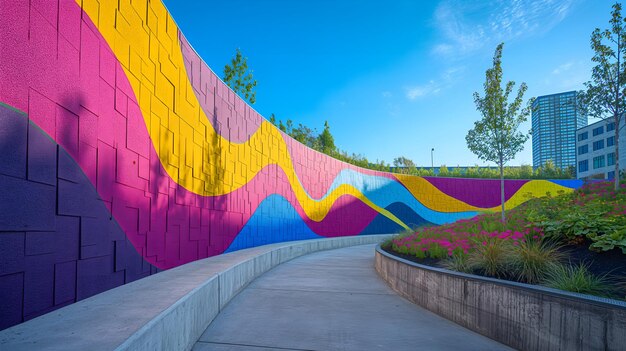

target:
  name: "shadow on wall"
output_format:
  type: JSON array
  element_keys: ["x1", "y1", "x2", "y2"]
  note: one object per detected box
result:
[
  {"x1": 0, "y1": 98, "x2": 155, "y2": 330},
  {"x1": 211, "y1": 88, "x2": 226, "y2": 209}
]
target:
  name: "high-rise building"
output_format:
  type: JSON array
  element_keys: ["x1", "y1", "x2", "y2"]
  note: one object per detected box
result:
[{"x1": 532, "y1": 91, "x2": 587, "y2": 169}]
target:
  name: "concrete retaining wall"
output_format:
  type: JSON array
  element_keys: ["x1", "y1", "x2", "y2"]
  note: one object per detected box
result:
[
  {"x1": 375, "y1": 246, "x2": 626, "y2": 351},
  {"x1": 0, "y1": 235, "x2": 390, "y2": 351}
]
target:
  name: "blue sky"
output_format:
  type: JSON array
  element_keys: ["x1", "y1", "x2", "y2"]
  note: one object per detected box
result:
[{"x1": 163, "y1": 0, "x2": 614, "y2": 167}]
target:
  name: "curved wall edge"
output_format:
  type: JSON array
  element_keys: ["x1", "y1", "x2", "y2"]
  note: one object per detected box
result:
[{"x1": 375, "y1": 246, "x2": 626, "y2": 351}]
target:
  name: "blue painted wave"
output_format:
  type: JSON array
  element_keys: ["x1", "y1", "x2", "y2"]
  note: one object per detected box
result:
[
  {"x1": 224, "y1": 194, "x2": 323, "y2": 253},
  {"x1": 549, "y1": 179, "x2": 584, "y2": 189},
  {"x1": 318, "y1": 169, "x2": 478, "y2": 224}
]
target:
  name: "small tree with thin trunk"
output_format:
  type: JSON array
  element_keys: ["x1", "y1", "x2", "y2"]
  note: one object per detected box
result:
[
  {"x1": 579, "y1": 2, "x2": 625, "y2": 191},
  {"x1": 466, "y1": 43, "x2": 533, "y2": 222},
  {"x1": 223, "y1": 48, "x2": 257, "y2": 104}
]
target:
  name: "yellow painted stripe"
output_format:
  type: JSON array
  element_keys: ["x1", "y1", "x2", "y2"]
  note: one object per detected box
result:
[
  {"x1": 77, "y1": 0, "x2": 409, "y2": 229},
  {"x1": 395, "y1": 174, "x2": 574, "y2": 213}
]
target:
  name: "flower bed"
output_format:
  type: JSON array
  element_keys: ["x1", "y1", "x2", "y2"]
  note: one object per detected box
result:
[{"x1": 385, "y1": 181, "x2": 626, "y2": 299}]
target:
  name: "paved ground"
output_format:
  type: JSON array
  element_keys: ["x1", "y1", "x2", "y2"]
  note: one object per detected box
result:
[{"x1": 193, "y1": 244, "x2": 512, "y2": 351}]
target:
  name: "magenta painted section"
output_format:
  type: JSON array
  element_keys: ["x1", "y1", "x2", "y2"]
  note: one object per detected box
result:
[{"x1": 422, "y1": 177, "x2": 529, "y2": 208}]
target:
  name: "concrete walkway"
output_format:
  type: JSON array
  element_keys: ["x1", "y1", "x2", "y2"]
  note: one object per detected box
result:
[{"x1": 193, "y1": 244, "x2": 511, "y2": 351}]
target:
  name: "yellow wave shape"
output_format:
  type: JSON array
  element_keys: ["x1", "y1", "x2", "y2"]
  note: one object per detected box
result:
[
  {"x1": 394, "y1": 174, "x2": 575, "y2": 213},
  {"x1": 77, "y1": 0, "x2": 409, "y2": 229}
]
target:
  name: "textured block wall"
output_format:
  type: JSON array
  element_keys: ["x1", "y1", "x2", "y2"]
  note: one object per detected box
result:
[{"x1": 0, "y1": 0, "x2": 582, "y2": 330}]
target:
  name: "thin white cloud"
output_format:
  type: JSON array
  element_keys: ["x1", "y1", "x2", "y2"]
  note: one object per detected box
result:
[
  {"x1": 432, "y1": 43, "x2": 454, "y2": 56},
  {"x1": 405, "y1": 66, "x2": 465, "y2": 100},
  {"x1": 386, "y1": 102, "x2": 400, "y2": 117},
  {"x1": 544, "y1": 60, "x2": 591, "y2": 90},
  {"x1": 432, "y1": 0, "x2": 577, "y2": 58},
  {"x1": 441, "y1": 66, "x2": 465, "y2": 81},
  {"x1": 405, "y1": 81, "x2": 440, "y2": 100},
  {"x1": 551, "y1": 62, "x2": 574, "y2": 75},
  {"x1": 381, "y1": 91, "x2": 392, "y2": 98}
]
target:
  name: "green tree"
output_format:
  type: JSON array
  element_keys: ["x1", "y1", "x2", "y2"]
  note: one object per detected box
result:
[
  {"x1": 565, "y1": 165, "x2": 576, "y2": 179},
  {"x1": 536, "y1": 160, "x2": 558, "y2": 179},
  {"x1": 519, "y1": 164, "x2": 534, "y2": 179},
  {"x1": 579, "y1": 3, "x2": 625, "y2": 190},
  {"x1": 372, "y1": 160, "x2": 390, "y2": 172},
  {"x1": 465, "y1": 43, "x2": 533, "y2": 222},
  {"x1": 439, "y1": 165, "x2": 449, "y2": 177},
  {"x1": 451, "y1": 166, "x2": 463, "y2": 177},
  {"x1": 466, "y1": 165, "x2": 480, "y2": 178},
  {"x1": 290, "y1": 123, "x2": 320, "y2": 149},
  {"x1": 317, "y1": 121, "x2": 336, "y2": 155},
  {"x1": 392, "y1": 156, "x2": 417, "y2": 174},
  {"x1": 223, "y1": 48, "x2": 257, "y2": 104},
  {"x1": 284, "y1": 120, "x2": 294, "y2": 134}
]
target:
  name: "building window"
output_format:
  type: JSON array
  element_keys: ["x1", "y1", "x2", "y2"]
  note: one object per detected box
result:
[
  {"x1": 607, "y1": 136, "x2": 615, "y2": 147},
  {"x1": 578, "y1": 145, "x2": 588, "y2": 155},
  {"x1": 593, "y1": 155, "x2": 605, "y2": 169},
  {"x1": 608, "y1": 171, "x2": 615, "y2": 179},
  {"x1": 578, "y1": 160, "x2": 589, "y2": 173},
  {"x1": 578, "y1": 132, "x2": 588, "y2": 141},
  {"x1": 607, "y1": 122, "x2": 615, "y2": 132},
  {"x1": 608, "y1": 152, "x2": 615, "y2": 166},
  {"x1": 593, "y1": 140, "x2": 605, "y2": 151},
  {"x1": 593, "y1": 126, "x2": 604, "y2": 136}
]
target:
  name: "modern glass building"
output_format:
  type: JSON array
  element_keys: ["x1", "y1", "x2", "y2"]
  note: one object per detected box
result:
[{"x1": 531, "y1": 91, "x2": 587, "y2": 169}]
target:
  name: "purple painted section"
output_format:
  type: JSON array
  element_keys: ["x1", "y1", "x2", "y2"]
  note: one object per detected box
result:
[
  {"x1": 0, "y1": 105, "x2": 156, "y2": 330},
  {"x1": 422, "y1": 177, "x2": 528, "y2": 208},
  {"x1": 0, "y1": 273, "x2": 24, "y2": 330}
]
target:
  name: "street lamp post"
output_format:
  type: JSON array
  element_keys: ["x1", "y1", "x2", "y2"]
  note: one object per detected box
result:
[{"x1": 431, "y1": 148, "x2": 435, "y2": 175}]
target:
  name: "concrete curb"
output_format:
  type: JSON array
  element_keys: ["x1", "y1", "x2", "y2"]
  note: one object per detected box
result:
[
  {"x1": 0, "y1": 235, "x2": 392, "y2": 351},
  {"x1": 375, "y1": 245, "x2": 626, "y2": 351}
]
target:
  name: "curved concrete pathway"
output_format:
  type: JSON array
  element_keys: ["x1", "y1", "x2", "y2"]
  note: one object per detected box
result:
[{"x1": 193, "y1": 244, "x2": 511, "y2": 351}]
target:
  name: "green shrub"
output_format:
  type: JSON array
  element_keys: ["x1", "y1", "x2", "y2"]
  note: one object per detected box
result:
[
  {"x1": 542, "y1": 263, "x2": 614, "y2": 297},
  {"x1": 442, "y1": 252, "x2": 473, "y2": 274},
  {"x1": 509, "y1": 240, "x2": 564, "y2": 284},
  {"x1": 589, "y1": 228, "x2": 626, "y2": 254},
  {"x1": 467, "y1": 239, "x2": 512, "y2": 278},
  {"x1": 428, "y1": 243, "x2": 448, "y2": 259},
  {"x1": 381, "y1": 237, "x2": 393, "y2": 249}
]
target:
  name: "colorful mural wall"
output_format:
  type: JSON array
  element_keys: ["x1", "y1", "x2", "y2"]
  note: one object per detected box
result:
[{"x1": 0, "y1": 0, "x2": 582, "y2": 330}]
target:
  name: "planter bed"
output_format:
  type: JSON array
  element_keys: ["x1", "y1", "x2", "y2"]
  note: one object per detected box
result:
[
  {"x1": 381, "y1": 241, "x2": 626, "y2": 300},
  {"x1": 375, "y1": 245, "x2": 626, "y2": 351}
]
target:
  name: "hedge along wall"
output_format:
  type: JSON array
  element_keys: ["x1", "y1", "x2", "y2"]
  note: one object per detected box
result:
[{"x1": 0, "y1": 0, "x2": 582, "y2": 330}]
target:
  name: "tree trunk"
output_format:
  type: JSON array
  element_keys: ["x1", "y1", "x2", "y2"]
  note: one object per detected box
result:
[
  {"x1": 615, "y1": 112, "x2": 620, "y2": 191},
  {"x1": 615, "y1": 33, "x2": 621, "y2": 191},
  {"x1": 499, "y1": 158, "x2": 505, "y2": 223}
]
